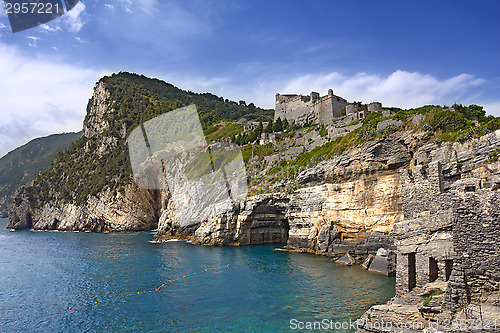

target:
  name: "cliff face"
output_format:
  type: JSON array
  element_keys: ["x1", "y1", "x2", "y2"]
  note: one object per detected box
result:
[
  {"x1": 8, "y1": 81, "x2": 161, "y2": 231},
  {"x1": 7, "y1": 73, "x2": 274, "y2": 234},
  {"x1": 7, "y1": 74, "x2": 500, "y2": 270},
  {"x1": 0, "y1": 132, "x2": 81, "y2": 217},
  {"x1": 286, "y1": 174, "x2": 402, "y2": 253}
]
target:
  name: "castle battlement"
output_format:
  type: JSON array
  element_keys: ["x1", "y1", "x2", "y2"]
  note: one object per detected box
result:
[
  {"x1": 274, "y1": 90, "x2": 389, "y2": 126},
  {"x1": 275, "y1": 89, "x2": 347, "y2": 125}
]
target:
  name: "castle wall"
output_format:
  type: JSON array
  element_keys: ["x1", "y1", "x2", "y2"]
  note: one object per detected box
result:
[
  {"x1": 346, "y1": 104, "x2": 358, "y2": 115},
  {"x1": 443, "y1": 189, "x2": 500, "y2": 310},
  {"x1": 275, "y1": 92, "x2": 347, "y2": 126},
  {"x1": 275, "y1": 95, "x2": 314, "y2": 124},
  {"x1": 368, "y1": 102, "x2": 382, "y2": 113},
  {"x1": 394, "y1": 162, "x2": 455, "y2": 297}
]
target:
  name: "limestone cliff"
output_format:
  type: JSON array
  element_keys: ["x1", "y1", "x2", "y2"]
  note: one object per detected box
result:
[
  {"x1": 7, "y1": 73, "x2": 500, "y2": 272},
  {"x1": 7, "y1": 72, "x2": 273, "y2": 233},
  {"x1": 8, "y1": 80, "x2": 162, "y2": 231}
]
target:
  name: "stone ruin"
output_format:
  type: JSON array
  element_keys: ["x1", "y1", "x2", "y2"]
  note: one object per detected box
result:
[
  {"x1": 274, "y1": 89, "x2": 348, "y2": 125},
  {"x1": 274, "y1": 90, "x2": 387, "y2": 127}
]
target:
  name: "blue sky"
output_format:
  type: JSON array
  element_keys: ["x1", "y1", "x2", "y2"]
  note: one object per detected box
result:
[{"x1": 1, "y1": 0, "x2": 500, "y2": 157}]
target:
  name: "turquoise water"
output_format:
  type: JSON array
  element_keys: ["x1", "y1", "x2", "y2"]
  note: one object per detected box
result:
[{"x1": 0, "y1": 218, "x2": 394, "y2": 332}]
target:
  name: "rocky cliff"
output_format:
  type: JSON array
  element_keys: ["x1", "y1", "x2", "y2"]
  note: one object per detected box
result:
[
  {"x1": 0, "y1": 132, "x2": 81, "y2": 217},
  {"x1": 7, "y1": 74, "x2": 500, "y2": 266},
  {"x1": 7, "y1": 72, "x2": 273, "y2": 233}
]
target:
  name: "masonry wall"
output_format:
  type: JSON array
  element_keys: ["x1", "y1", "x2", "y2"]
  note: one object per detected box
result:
[
  {"x1": 443, "y1": 190, "x2": 500, "y2": 310},
  {"x1": 394, "y1": 162, "x2": 456, "y2": 297},
  {"x1": 275, "y1": 95, "x2": 313, "y2": 124},
  {"x1": 275, "y1": 93, "x2": 347, "y2": 125}
]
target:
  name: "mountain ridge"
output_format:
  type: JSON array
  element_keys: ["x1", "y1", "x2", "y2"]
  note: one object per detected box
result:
[{"x1": 0, "y1": 131, "x2": 81, "y2": 217}]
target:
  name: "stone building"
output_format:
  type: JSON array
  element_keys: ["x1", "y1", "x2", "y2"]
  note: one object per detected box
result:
[
  {"x1": 394, "y1": 158, "x2": 500, "y2": 312},
  {"x1": 275, "y1": 89, "x2": 347, "y2": 125},
  {"x1": 236, "y1": 118, "x2": 264, "y2": 132},
  {"x1": 345, "y1": 102, "x2": 385, "y2": 120},
  {"x1": 394, "y1": 162, "x2": 456, "y2": 297}
]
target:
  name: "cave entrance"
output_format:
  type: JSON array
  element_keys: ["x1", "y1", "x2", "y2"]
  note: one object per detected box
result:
[
  {"x1": 429, "y1": 257, "x2": 438, "y2": 283},
  {"x1": 445, "y1": 259, "x2": 453, "y2": 281},
  {"x1": 408, "y1": 252, "x2": 416, "y2": 292}
]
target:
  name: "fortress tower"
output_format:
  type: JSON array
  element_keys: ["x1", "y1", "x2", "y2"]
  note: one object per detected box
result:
[{"x1": 275, "y1": 90, "x2": 347, "y2": 125}]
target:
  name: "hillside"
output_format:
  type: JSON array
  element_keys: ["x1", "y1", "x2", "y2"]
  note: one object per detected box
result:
[
  {"x1": 8, "y1": 72, "x2": 500, "y2": 234},
  {"x1": 0, "y1": 132, "x2": 81, "y2": 217},
  {"x1": 8, "y1": 72, "x2": 273, "y2": 231}
]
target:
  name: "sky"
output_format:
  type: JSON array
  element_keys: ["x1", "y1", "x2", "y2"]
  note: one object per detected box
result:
[{"x1": 1, "y1": 0, "x2": 500, "y2": 157}]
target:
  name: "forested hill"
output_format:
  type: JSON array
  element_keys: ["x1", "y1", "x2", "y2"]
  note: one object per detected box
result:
[
  {"x1": 0, "y1": 132, "x2": 81, "y2": 217},
  {"x1": 13, "y1": 72, "x2": 272, "y2": 211},
  {"x1": 100, "y1": 72, "x2": 273, "y2": 126}
]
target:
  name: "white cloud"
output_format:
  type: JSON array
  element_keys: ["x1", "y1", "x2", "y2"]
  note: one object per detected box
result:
[
  {"x1": 39, "y1": 23, "x2": 62, "y2": 33},
  {"x1": 118, "y1": 0, "x2": 157, "y2": 14},
  {"x1": 0, "y1": 42, "x2": 105, "y2": 158},
  {"x1": 482, "y1": 102, "x2": 500, "y2": 117},
  {"x1": 275, "y1": 70, "x2": 486, "y2": 110},
  {"x1": 64, "y1": 2, "x2": 87, "y2": 32}
]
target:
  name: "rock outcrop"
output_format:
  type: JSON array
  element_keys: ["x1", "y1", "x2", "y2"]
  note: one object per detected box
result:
[
  {"x1": 154, "y1": 193, "x2": 289, "y2": 245},
  {"x1": 357, "y1": 129, "x2": 500, "y2": 332},
  {"x1": 8, "y1": 182, "x2": 161, "y2": 231}
]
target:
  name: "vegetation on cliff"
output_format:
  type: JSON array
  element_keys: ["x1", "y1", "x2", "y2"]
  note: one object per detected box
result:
[
  {"x1": 11, "y1": 72, "x2": 500, "y2": 213},
  {"x1": 0, "y1": 132, "x2": 81, "y2": 216},
  {"x1": 14, "y1": 72, "x2": 272, "y2": 210}
]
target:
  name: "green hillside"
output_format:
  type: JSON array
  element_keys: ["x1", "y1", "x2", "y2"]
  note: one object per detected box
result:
[
  {"x1": 15, "y1": 72, "x2": 272, "y2": 209},
  {"x1": 0, "y1": 132, "x2": 82, "y2": 216},
  {"x1": 14, "y1": 72, "x2": 500, "y2": 214}
]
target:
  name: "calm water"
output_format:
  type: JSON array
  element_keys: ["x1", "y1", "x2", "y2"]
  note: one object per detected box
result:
[{"x1": 0, "y1": 218, "x2": 394, "y2": 332}]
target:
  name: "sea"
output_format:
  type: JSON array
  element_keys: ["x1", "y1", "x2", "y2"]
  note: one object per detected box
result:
[{"x1": 0, "y1": 218, "x2": 395, "y2": 332}]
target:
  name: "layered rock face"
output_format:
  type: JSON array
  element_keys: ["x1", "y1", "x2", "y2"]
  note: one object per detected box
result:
[
  {"x1": 8, "y1": 183, "x2": 161, "y2": 231},
  {"x1": 7, "y1": 80, "x2": 162, "y2": 232},
  {"x1": 286, "y1": 175, "x2": 402, "y2": 254},
  {"x1": 155, "y1": 193, "x2": 289, "y2": 246}
]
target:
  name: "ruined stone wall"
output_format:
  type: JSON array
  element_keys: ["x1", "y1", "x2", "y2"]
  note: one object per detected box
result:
[
  {"x1": 394, "y1": 162, "x2": 455, "y2": 297},
  {"x1": 275, "y1": 94, "x2": 313, "y2": 124},
  {"x1": 443, "y1": 190, "x2": 500, "y2": 310},
  {"x1": 275, "y1": 92, "x2": 347, "y2": 125},
  {"x1": 393, "y1": 130, "x2": 500, "y2": 306}
]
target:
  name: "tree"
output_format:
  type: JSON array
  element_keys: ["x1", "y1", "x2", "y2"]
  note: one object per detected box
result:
[
  {"x1": 282, "y1": 118, "x2": 289, "y2": 131},
  {"x1": 273, "y1": 117, "x2": 283, "y2": 132},
  {"x1": 264, "y1": 120, "x2": 273, "y2": 133}
]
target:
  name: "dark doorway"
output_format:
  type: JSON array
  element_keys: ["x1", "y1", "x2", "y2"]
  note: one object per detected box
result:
[
  {"x1": 408, "y1": 253, "x2": 416, "y2": 292},
  {"x1": 429, "y1": 257, "x2": 438, "y2": 282},
  {"x1": 445, "y1": 260, "x2": 453, "y2": 281}
]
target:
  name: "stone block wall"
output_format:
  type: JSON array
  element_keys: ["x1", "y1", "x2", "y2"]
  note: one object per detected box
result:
[
  {"x1": 394, "y1": 161, "x2": 456, "y2": 297},
  {"x1": 443, "y1": 190, "x2": 500, "y2": 310},
  {"x1": 275, "y1": 91, "x2": 347, "y2": 125}
]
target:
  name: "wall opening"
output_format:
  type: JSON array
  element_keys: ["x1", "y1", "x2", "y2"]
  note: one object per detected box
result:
[
  {"x1": 445, "y1": 259, "x2": 453, "y2": 281},
  {"x1": 429, "y1": 257, "x2": 438, "y2": 282},
  {"x1": 408, "y1": 253, "x2": 416, "y2": 292},
  {"x1": 465, "y1": 185, "x2": 476, "y2": 192}
]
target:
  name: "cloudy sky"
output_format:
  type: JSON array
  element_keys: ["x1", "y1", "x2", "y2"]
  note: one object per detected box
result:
[{"x1": 1, "y1": 0, "x2": 500, "y2": 157}]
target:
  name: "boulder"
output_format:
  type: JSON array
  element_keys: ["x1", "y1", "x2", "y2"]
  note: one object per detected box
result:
[
  {"x1": 335, "y1": 253, "x2": 354, "y2": 266},
  {"x1": 361, "y1": 254, "x2": 374, "y2": 270},
  {"x1": 368, "y1": 253, "x2": 394, "y2": 276},
  {"x1": 316, "y1": 222, "x2": 337, "y2": 252},
  {"x1": 376, "y1": 247, "x2": 388, "y2": 256}
]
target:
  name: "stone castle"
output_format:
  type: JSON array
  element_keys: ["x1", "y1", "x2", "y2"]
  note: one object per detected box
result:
[{"x1": 275, "y1": 90, "x2": 387, "y2": 125}]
